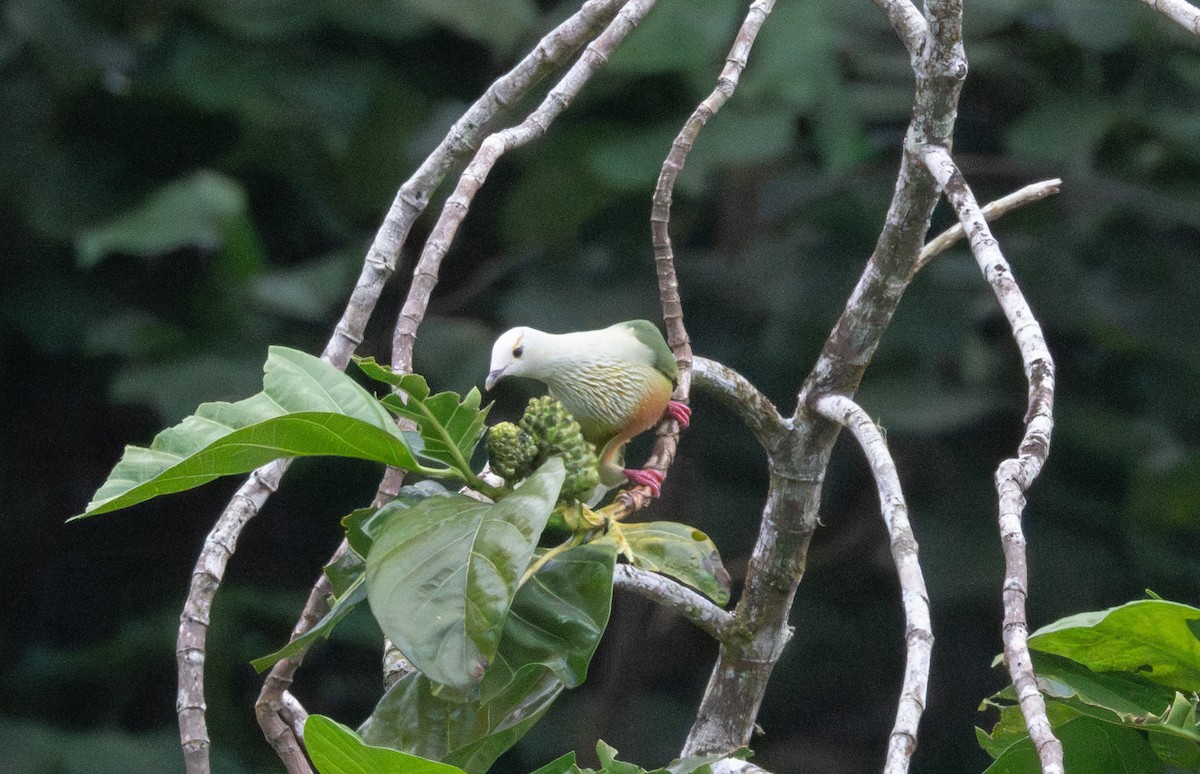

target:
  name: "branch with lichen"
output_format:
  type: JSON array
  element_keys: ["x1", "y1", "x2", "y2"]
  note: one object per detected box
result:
[
  {"x1": 815, "y1": 395, "x2": 931, "y2": 774},
  {"x1": 683, "y1": 0, "x2": 969, "y2": 757},
  {"x1": 613, "y1": 565, "x2": 737, "y2": 641},
  {"x1": 922, "y1": 144, "x2": 1061, "y2": 774},
  {"x1": 916, "y1": 178, "x2": 1062, "y2": 272},
  {"x1": 176, "y1": 4, "x2": 631, "y2": 772}
]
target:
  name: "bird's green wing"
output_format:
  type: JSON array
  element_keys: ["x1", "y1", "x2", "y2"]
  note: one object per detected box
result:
[{"x1": 620, "y1": 319, "x2": 680, "y2": 386}]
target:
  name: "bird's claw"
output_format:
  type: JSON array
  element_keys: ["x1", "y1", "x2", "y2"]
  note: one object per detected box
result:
[
  {"x1": 624, "y1": 468, "x2": 665, "y2": 497},
  {"x1": 667, "y1": 400, "x2": 691, "y2": 428}
]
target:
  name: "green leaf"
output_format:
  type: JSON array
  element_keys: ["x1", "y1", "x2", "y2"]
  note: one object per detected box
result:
[
  {"x1": 75, "y1": 347, "x2": 422, "y2": 519},
  {"x1": 250, "y1": 551, "x2": 368, "y2": 673},
  {"x1": 76, "y1": 170, "x2": 247, "y2": 268},
  {"x1": 982, "y1": 715, "x2": 1163, "y2": 773},
  {"x1": 1029, "y1": 600, "x2": 1200, "y2": 692},
  {"x1": 598, "y1": 522, "x2": 731, "y2": 606},
  {"x1": 342, "y1": 482, "x2": 454, "y2": 558},
  {"x1": 528, "y1": 752, "x2": 585, "y2": 774},
  {"x1": 364, "y1": 459, "x2": 565, "y2": 693},
  {"x1": 357, "y1": 357, "x2": 490, "y2": 473},
  {"x1": 305, "y1": 714, "x2": 465, "y2": 774},
  {"x1": 359, "y1": 542, "x2": 616, "y2": 772},
  {"x1": 1030, "y1": 652, "x2": 1176, "y2": 718}
]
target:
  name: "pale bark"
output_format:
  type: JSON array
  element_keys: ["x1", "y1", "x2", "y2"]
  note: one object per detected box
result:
[
  {"x1": 922, "y1": 144, "x2": 1061, "y2": 774},
  {"x1": 1139, "y1": 0, "x2": 1200, "y2": 34},
  {"x1": 613, "y1": 565, "x2": 736, "y2": 641},
  {"x1": 815, "y1": 395, "x2": 931, "y2": 774},
  {"x1": 177, "y1": 3, "x2": 630, "y2": 770},
  {"x1": 684, "y1": 0, "x2": 968, "y2": 757}
]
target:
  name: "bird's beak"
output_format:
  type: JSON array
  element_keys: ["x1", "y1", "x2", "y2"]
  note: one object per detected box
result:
[{"x1": 485, "y1": 367, "x2": 506, "y2": 391}]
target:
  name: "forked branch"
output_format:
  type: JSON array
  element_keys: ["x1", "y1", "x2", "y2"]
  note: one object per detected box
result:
[{"x1": 922, "y1": 145, "x2": 1061, "y2": 774}]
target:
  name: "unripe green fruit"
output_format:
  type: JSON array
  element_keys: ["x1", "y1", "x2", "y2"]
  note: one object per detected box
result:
[
  {"x1": 487, "y1": 422, "x2": 539, "y2": 481},
  {"x1": 518, "y1": 396, "x2": 601, "y2": 503}
]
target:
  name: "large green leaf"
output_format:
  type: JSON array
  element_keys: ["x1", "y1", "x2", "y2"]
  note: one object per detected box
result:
[
  {"x1": 359, "y1": 543, "x2": 617, "y2": 772},
  {"x1": 982, "y1": 714, "x2": 1163, "y2": 773},
  {"x1": 1029, "y1": 600, "x2": 1200, "y2": 692},
  {"x1": 364, "y1": 459, "x2": 564, "y2": 693},
  {"x1": 599, "y1": 521, "x2": 731, "y2": 606},
  {"x1": 75, "y1": 347, "x2": 422, "y2": 519},
  {"x1": 305, "y1": 714, "x2": 464, "y2": 774},
  {"x1": 356, "y1": 358, "x2": 490, "y2": 473}
]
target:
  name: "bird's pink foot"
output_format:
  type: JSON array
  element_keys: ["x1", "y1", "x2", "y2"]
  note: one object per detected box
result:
[
  {"x1": 666, "y1": 400, "x2": 691, "y2": 427},
  {"x1": 624, "y1": 468, "x2": 665, "y2": 497}
]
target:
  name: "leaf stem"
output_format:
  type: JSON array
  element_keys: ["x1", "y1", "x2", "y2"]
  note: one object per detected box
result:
[
  {"x1": 403, "y1": 393, "x2": 501, "y2": 499},
  {"x1": 519, "y1": 533, "x2": 585, "y2": 588}
]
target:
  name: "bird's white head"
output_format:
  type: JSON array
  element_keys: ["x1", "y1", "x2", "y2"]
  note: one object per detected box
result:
[{"x1": 485, "y1": 326, "x2": 553, "y2": 390}]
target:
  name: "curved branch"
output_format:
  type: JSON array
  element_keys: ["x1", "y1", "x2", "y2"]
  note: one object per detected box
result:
[
  {"x1": 621, "y1": 0, "x2": 776, "y2": 511},
  {"x1": 691, "y1": 357, "x2": 788, "y2": 451},
  {"x1": 916, "y1": 178, "x2": 1062, "y2": 272},
  {"x1": 1140, "y1": 0, "x2": 1200, "y2": 34},
  {"x1": 391, "y1": 0, "x2": 661, "y2": 373},
  {"x1": 814, "y1": 395, "x2": 931, "y2": 774},
  {"x1": 921, "y1": 144, "x2": 1061, "y2": 774},
  {"x1": 178, "y1": 4, "x2": 632, "y2": 771},
  {"x1": 613, "y1": 565, "x2": 736, "y2": 641}
]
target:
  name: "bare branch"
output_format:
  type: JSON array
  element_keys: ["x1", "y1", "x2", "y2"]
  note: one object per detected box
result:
[
  {"x1": 814, "y1": 395, "x2": 931, "y2": 774},
  {"x1": 921, "y1": 144, "x2": 1061, "y2": 774},
  {"x1": 176, "y1": 5, "x2": 631, "y2": 770},
  {"x1": 692, "y1": 357, "x2": 788, "y2": 451},
  {"x1": 613, "y1": 565, "x2": 736, "y2": 641},
  {"x1": 916, "y1": 178, "x2": 1062, "y2": 272},
  {"x1": 391, "y1": 0, "x2": 661, "y2": 373},
  {"x1": 872, "y1": 0, "x2": 929, "y2": 57},
  {"x1": 685, "y1": 1, "x2": 968, "y2": 758},
  {"x1": 254, "y1": 542, "x2": 349, "y2": 774},
  {"x1": 178, "y1": 460, "x2": 285, "y2": 774},
  {"x1": 279, "y1": 692, "x2": 309, "y2": 747},
  {"x1": 622, "y1": 0, "x2": 776, "y2": 508},
  {"x1": 1140, "y1": 0, "x2": 1200, "y2": 34}
]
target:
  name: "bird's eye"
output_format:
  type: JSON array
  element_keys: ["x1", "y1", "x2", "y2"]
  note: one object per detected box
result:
[{"x1": 512, "y1": 345, "x2": 524, "y2": 358}]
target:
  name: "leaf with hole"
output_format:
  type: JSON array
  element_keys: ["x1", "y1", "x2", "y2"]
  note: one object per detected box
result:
[{"x1": 598, "y1": 521, "x2": 730, "y2": 605}]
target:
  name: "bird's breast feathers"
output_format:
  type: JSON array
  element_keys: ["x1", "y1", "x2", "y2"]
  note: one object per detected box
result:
[{"x1": 544, "y1": 359, "x2": 673, "y2": 445}]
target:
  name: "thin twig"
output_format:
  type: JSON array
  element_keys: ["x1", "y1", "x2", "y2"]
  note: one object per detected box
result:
[
  {"x1": 814, "y1": 395, "x2": 931, "y2": 774},
  {"x1": 177, "y1": 4, "x2": 631, "y2": 771},
  {"x1": 391, "y1": 0, "x2": 661, "y2": 374},
  {"x1": 620, "y1": 0, "x2": 776, "y2": 514},
  {"x1": 922, "y1": 144, "x2": 1061, "y2": 774},
  {"x1": 1139, "y1": 0, "x2": 1200, "y2": 34},
  {"x1": 916, "y1": 178, "x2": 1062, "y2": 272},
  {"x1": 613, "y1": 565, "x2": 736, "y2": 641}
]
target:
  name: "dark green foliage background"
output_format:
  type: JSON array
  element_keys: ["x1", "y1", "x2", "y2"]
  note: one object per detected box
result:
[{"x1": 2, "y1": 1, "x2": 1198, "y2": 772}]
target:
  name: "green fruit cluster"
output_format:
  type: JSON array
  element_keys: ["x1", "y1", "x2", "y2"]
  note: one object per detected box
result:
[
  {"x1": 486, "y1": 421, "x2": 539, "y2": 481},
  {"x1": 486, "y1": 396, "x2": 600, "y2": 503}
]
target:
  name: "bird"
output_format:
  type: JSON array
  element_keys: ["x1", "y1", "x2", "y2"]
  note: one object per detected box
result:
[{"x1": 485, "y1": 320, "x2": 691, "y2": 497}]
